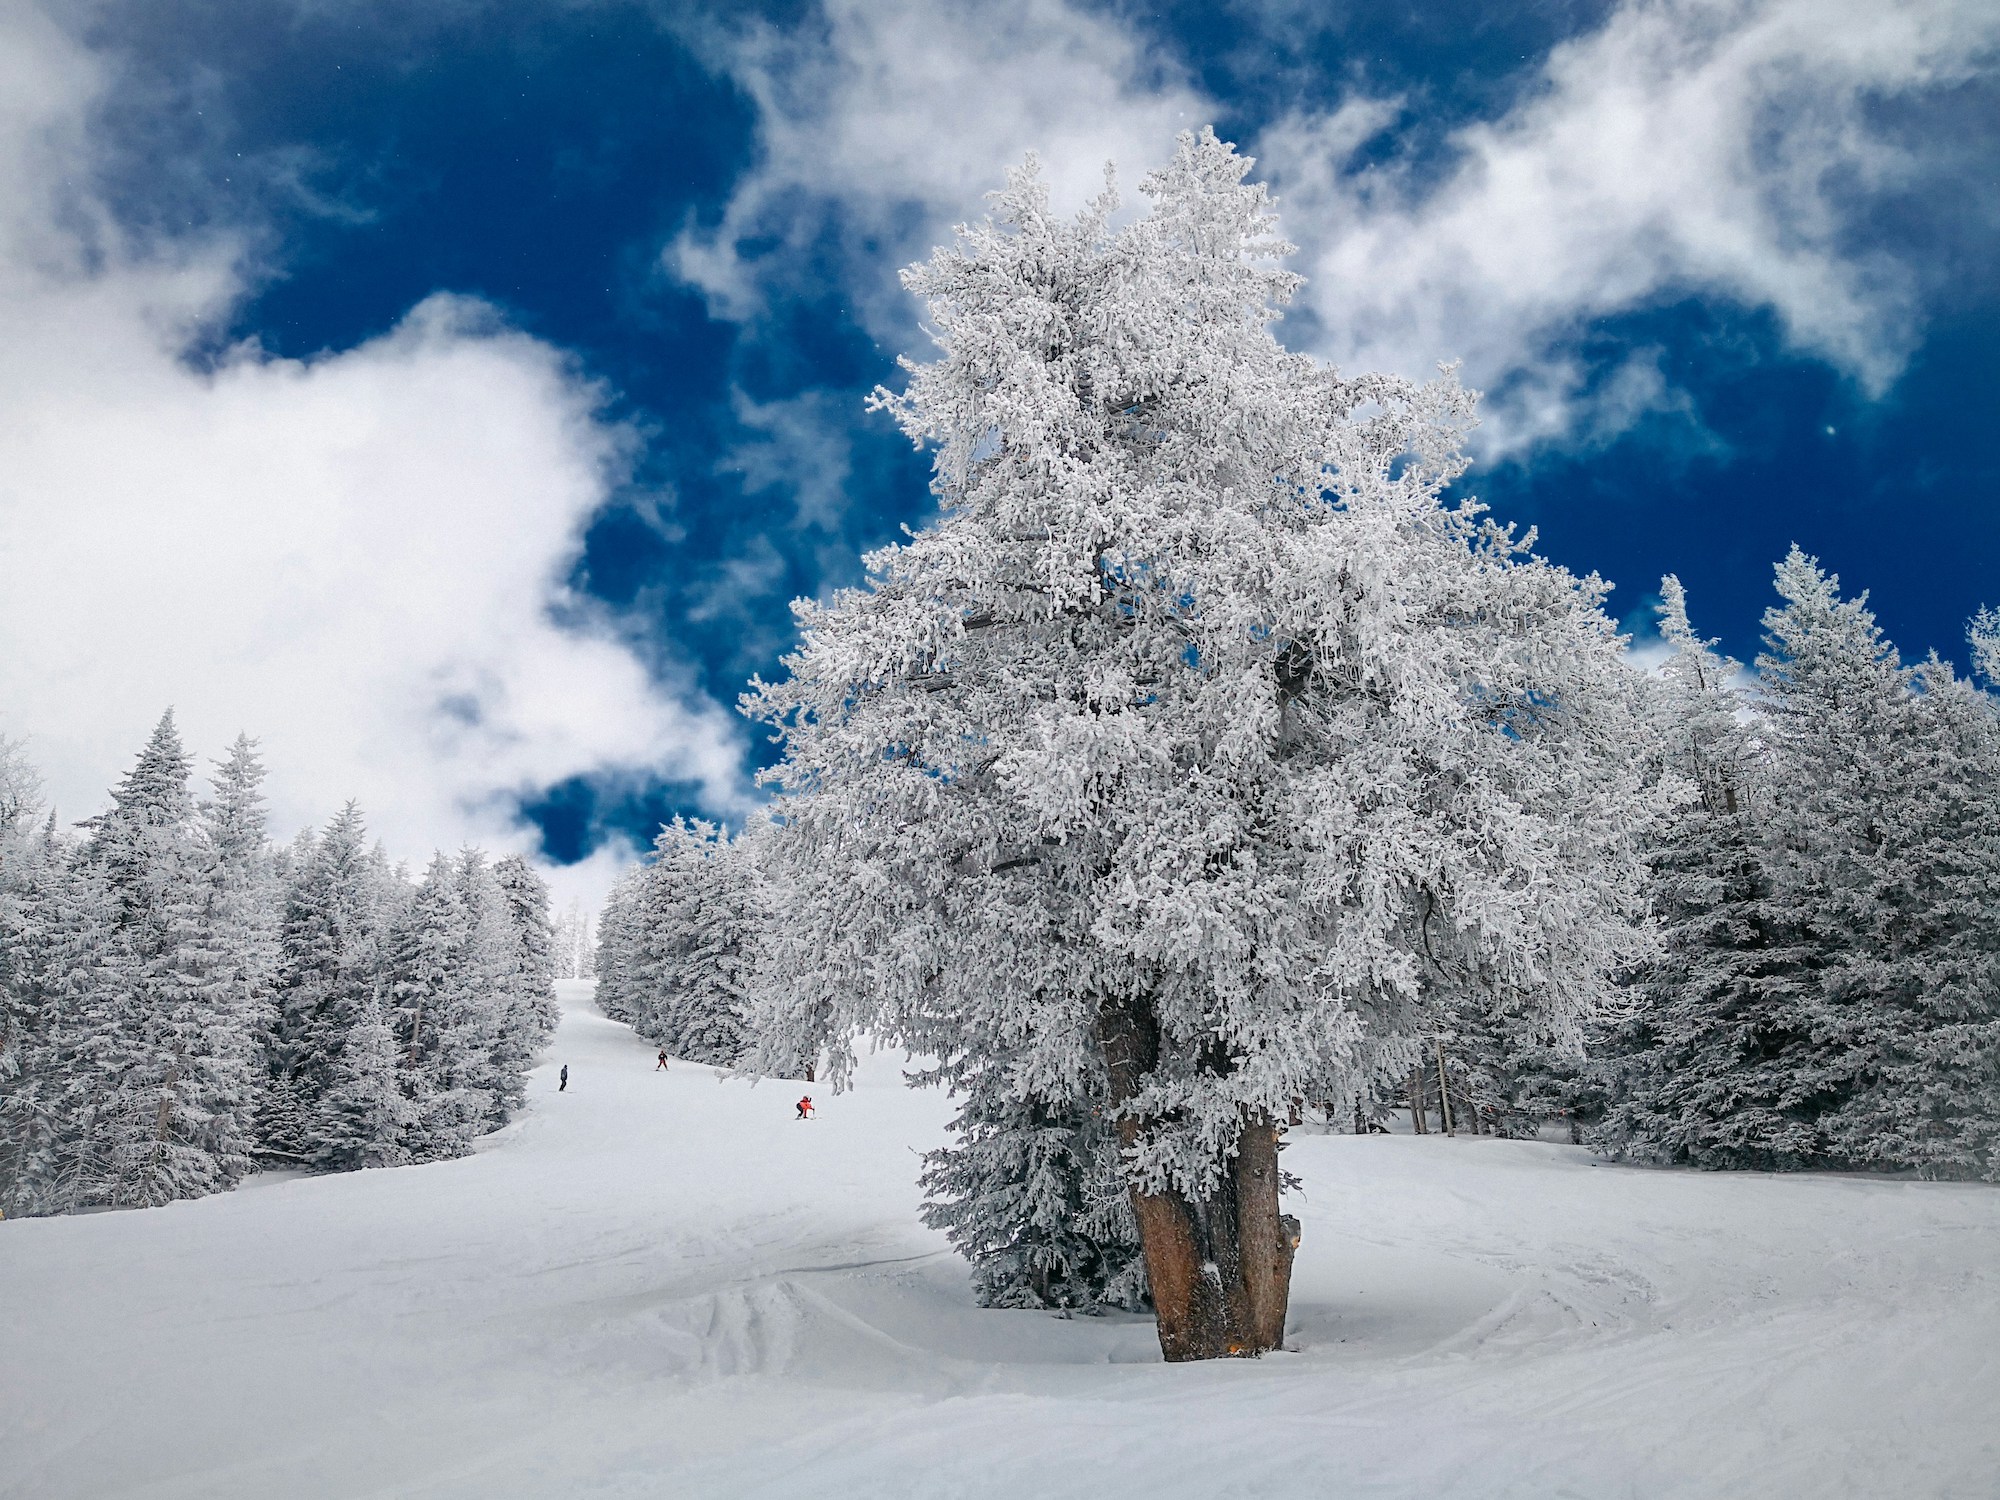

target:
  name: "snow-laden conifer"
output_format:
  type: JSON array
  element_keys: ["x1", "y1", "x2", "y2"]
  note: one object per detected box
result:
[
  {"x1": 4, "y1": 726, "x2": 557, "y2": 1213},
  {"x1": 552, "y1": 899, "x2": 595, "y2": 981},
  {"x1": 1817, "y1": 650, "x2": 2000, "y2": 1177},
  {"x1": 594, "y1": 820, "x2": 758, "y2": 1067},
  {"x1": 745, "y1": 132, "x2": 1655, "y2": 1359},
  {"x1": 592, "y1": 865, "x2": 646, "y2": 1028},
  {"x1": 273, "y1": 803, "x2": 397, "y2": 1162},
  {"x1": 492, "y1": 854, "x2": 562, "y2": 1076},
  {"x1": 73, "y1": 714, "x2": 260, "y2": 1206},
  {"x1": 915, "y1": 1040, "x2": 1146, "y2": 1312},
  {"x1": 1594, "y1": 577, "x2": 1824, "y2": 1166},
  {"x1": 316, "y1": 996, "x2": 415, "y2": 1171}
]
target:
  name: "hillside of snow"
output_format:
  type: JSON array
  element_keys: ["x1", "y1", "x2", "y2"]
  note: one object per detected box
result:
[{"x1": 3, "y1": 981, "x2": 1997, "y2": 1499}]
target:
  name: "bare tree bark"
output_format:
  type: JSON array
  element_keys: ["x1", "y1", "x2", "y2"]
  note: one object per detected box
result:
[
  {"x1": 1434, "y1": 1038, "x2": 1456, "y2": 1137},
  {"x1": 1097, "y1": 996, "x2": 1299, "y2": 1361},
  {"x1": 1408, "y1": 1066, "x2": 1428, "y2": 1134}
]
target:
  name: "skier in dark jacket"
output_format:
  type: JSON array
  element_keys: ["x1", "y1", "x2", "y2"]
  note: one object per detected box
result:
[
  {"x1": 655, "y1": 1049, "x2": 669, "y2": 1071},
  {"x1": 560, "y1": 1064, "x2": 569, "y2": 1092}
]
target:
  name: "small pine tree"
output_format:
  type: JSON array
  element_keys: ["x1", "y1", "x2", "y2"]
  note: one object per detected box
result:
[
  {"x1": 918, "y1": 1049, "x2": 1147, "y2": 1312},
  {"x1": 316, "y1": 998, "x2": 415, "y2": 1171}
]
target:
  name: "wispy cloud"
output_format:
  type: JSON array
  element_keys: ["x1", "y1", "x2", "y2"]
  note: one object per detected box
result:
[
  {"x1": 670, "y1": 0, "x2": 1209, "y2": 339},
  {"x1": 1262, "y1": 0, "x2": 2000, "y2": 451},
  {"x1": 677, "y1": 0, "x2": 1995, "y2": 461}
]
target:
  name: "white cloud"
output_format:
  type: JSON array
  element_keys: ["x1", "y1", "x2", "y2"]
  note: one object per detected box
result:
[
  {"x1": 672, "y1": 0, "x2": 1209, "y2": 338},
  {"x1": 1261, "y1": 0, "x2": 2000, "y2": 450},
  {"x1": 682, "y1": 0, "x2": 1993, "y2": 460},
  {"x1": 0, "y1": 6, "x2": 742, "y2": 902}
]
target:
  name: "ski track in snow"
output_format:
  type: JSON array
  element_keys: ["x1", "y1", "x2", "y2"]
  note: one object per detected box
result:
[{"x1": 3, "y1": 982, "x2": 1997, "y2": 1499}]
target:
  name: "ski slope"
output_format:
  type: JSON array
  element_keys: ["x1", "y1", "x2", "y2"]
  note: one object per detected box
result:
[{"x1": 3, "y1": 982, "x2": 1997, "y2": 1499}]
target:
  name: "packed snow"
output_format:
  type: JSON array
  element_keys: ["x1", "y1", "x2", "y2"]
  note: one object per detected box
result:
[{"x1": 3, "y1": 981, "x2": 1996, "y2": 1499}]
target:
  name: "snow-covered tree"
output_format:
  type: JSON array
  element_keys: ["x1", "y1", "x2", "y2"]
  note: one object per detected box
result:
[
  {"x1": 198, "y1": 736, "x2": 281, "y2": 1146},
  {"x1": 72, "y1": 714, "x2": 260, "y2": 1208},
  {"x1": 1594, "y1": 576, "x2": 1824, "y2": 1167},
  {"x1": 552, "y1": 899, "x2": 595, "y2": 981},
  {"x1": 0, "y1": 809, "x2": 112, "y2": 1215},
  {"x1": 745, "y1": 132, "x2": 1654, "y2": 1359},
  {"x1": 594, "y1": 821, "x2": 758, "y2": 1067},
  {"x1": 1818, "y1": 648, "x2": 2000, "y2": 1177},
  {"x1": 916, "y1": 1036, "x2": 1147, "y2": 1312},
  {"x1": 271, "y1": 802, "x2": 396, "y2": 1162},
  {"x1": 593, "y1": 864, "x2": 646, "y2": 1028},
  {"x1": 316, "y1": 995, "x2": 415, "y2": 1171},
  {"x1": 0, "y1": 731, "x2": 46, "y2": 1188},
  {"x1": 643, "y1": 821, "x2": 756, "y2": 1065},
  {"x1": 492, "y1": 854, "x2": 561, "y2": 1073},
  {"x1": 1601, "y1": 556, "x2": 2000, "y2": 1178},
  {"x1": 1969, "y1": 606, "x2": 2000, "y2": 687},
  {"x1": 4, "y1": 723, "x2": 556, "y2": 1213}
]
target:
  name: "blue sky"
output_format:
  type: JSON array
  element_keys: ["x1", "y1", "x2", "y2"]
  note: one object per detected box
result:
[{"x1": 2, "y1": 0, "x2": 1995, "y2": 891}]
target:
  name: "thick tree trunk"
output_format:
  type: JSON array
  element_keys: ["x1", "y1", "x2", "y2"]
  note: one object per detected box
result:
[
  {"x1": 1408, "y1": 1066, "x2": 1428, "y2": 1134},
  {"x1": 1096, "y1": 997, "x2": 1299, "y2": 1361}
]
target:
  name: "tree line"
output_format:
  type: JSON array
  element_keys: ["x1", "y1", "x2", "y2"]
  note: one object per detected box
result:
[
  {"x1": 591, "y1": 131, "x2": 2000, "y2": 1363},
  {"x1": 0, "y1": 712, "x2": 560, "y2": 1218}
]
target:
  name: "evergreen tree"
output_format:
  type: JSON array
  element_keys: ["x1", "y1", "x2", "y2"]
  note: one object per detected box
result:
[
  {"x1": 5, "y1": 725, "x2": 557, "y2": 1210},
  {"x1": 0, "y1": 811, "x2": 113, "y2": 1215},
  {"x1": 11, "y1": 845, "x2": 128, "y2": 1214},
  {"x1": 552, "y1": 899, "x2": 594, "y2": 981},
  {"x1": 316, "y1": 996, "x2": 415, "y2": 1171},
  {"x1": 593, "y1": 823, "x2": 758, "y2": 1067},
  {"x1": 273, "y1": 802, "x2": 392, "y2": 1161},
  {"x1": 199, "y1": 735, "x2": 280, "y2": 1153},
  {"x1": 639, "y1": 821, "x2": 755, "y2": 1067},
  {"x1": 492, "y1": 854, "x2": 561, "y2": 1067},
  {"x1": 917, "y1": 1041, "x2": 1147, "y2": 1312},
  {"x1": 1595, "y1": 576, "x2": 1824, "y2": 1167},
  {"x1": 746, "y1": 133, "x2": 1654, "y2": 1360},
  {"x1": 592, "y1": 867, "x2": 646, "y2": 1027},
  {"x1": 386, "y1": 851, "x2": 462, "y2": 1158},
  {"x1": 1821, "y1": 654, "x2": 2000, "y2": 1177},
  {"x1": 1750, "y1": 551, "x2": 1924, "y2": 1163},
  {"x1": 77, "y1": 714, "x2": 259, "y2": 1207}
]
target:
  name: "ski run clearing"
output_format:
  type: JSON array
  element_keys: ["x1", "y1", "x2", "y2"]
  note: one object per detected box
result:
[{"x1": 4, "y1": 982, "x2": 1997, "y2": 1500}]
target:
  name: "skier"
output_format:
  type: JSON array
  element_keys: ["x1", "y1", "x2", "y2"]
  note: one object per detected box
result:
[
  {"x1": 655, "y1": 1049, "x2": 670, "y2": 1071},
  {"x1": 795, "y1": 1095, "x2": 813, "y2": 1120},
  {"x1": 560, "y1": 1064, "x2": 569, "y2": 1093}
]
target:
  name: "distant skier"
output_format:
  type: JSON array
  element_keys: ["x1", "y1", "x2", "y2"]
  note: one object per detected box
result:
[
  {"x1": 795, "y1": 1095, "x2": 813, "y2": 1120},
  {"x1": 560, "y1": 1064, "x2": 569, "y2": 1093},
  {"x1": 655, "y1": 1049, "x2": 669, "y2": 1071}
]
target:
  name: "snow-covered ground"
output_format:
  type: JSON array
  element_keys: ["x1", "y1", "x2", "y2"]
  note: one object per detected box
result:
[{"x1": 3, "y1": 983, "x2": 1997, "y2": 1499}]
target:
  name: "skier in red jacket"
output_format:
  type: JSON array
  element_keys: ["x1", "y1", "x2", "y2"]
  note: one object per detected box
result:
[{"x1": 795, "y1": 1096, "x2": 814, "y2": 1120}]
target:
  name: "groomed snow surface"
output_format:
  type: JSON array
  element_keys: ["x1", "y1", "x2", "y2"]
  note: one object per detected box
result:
[{"x1": 4, "y1": 984, "x2": 1997, "y2": 1499}]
